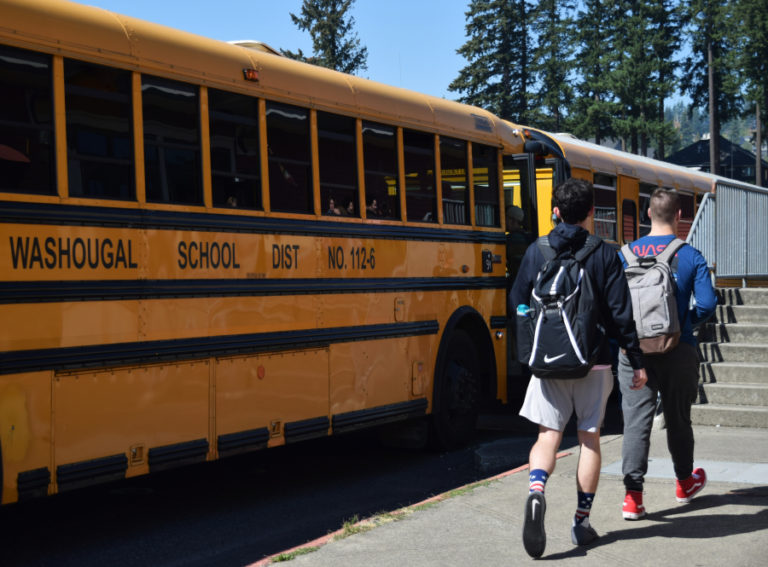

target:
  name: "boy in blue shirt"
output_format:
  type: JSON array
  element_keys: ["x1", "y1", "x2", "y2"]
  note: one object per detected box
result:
[{"x1": 618, "y1": 188, "x2": 717, "y2": 520}]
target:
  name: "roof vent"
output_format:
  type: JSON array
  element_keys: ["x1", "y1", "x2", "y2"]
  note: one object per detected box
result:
[{"x1": 228, "y1": 40, "x2": 283, "y2": 56}]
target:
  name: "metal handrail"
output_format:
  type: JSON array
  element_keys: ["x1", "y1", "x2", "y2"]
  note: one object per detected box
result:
[{"x1": 687, "y1": 181, "x2": 768, "y2": 284}]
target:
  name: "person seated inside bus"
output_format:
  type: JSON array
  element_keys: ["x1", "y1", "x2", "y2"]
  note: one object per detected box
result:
[
  {"x1": 345, "y1": 200, "x2": 355, "y2": 216},
  {"x1": 326, "y1": 197, "x2": 342, "y2": 216},
  {"x1": 367, "y1": 198, "x2": 380, "y2": 217},
  {"x1": 226, "y1": 195, "x2": 238, "y2": 208}
]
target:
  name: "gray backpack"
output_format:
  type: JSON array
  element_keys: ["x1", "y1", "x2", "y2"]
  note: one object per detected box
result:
[{"x1": 621, "y1": 238, "x2": 685, "y2": 354}]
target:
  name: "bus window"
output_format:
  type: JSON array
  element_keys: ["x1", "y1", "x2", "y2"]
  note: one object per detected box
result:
[
  {"x1": 593, "y1": 173, "x2": 617, "y2": 241},
  {"x1": 0, "y1": 44, "x2": 55, "y2": 195},
  {"x1": 209, "y1": 88, "x2": 261, "y2": 210},
  {"x1": 142, "y1": 75, "x2": 202, "y2": 205},
  {"x1": 403, "y1": 129, "x2": 436, "y2": 223},
  {"x1": 639, "y1": 183, "x2": 654, "y2": 237},
  {"x1": 65, "y1": 59, "x2": 135, "y2": 201},
  {"x1": 318, "y1": 111, "x2": 358, "y2": 217},
  {"x1": 440, "y1": 137, "x2": 469, "y2": 225},
  {"x1": 266, "y1": 101, "x2": 312, "y2": 214},
  {"x1": 473, "y1": 143, "x2": 500, "y2": 227},
  {"x1": 622, "y1": 198, "x2": 637, "y2": 244},
  {"x1": 678, "y1": 191, "x2": 695, "y2": 239},
  {"x1": 362, "y1": 121, "x2": 400, "y2": 219}
]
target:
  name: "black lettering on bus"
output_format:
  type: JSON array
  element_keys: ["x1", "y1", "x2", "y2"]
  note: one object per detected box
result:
[
  {"x1": 73, "y1": 238, "x2": 86, "y2": 269},
  {"x1": 210, "y1": 242, "x2": 220, "y2": 268},
  {"x1": 45, "y1": 237, "x2": 56, "y2": 269},
  {"x1": 86, "y1": 239, "x2": 99, "y2": 269},
  {"x1": 328, "y1": 245, "x2": 344, "y2": 269},
  {"x1": 59, "y1": 237, "x2": 70, "y2": 269},
  {"x1": 199, "y1": 241, "x2": 209, "y2": 269},
  {"x1": 273, "y1": 244, "x2": 300, "y2": 270},
  {"x1": 178, "y1": 241, "x2": 187, "y2": 269},
  {"x1": 189, "y1": 242, "x2": 198, "y2": 269},
  {"x1": 103, "y1": 239, "x2": 114, "y2": 269},
  {"x1": 115, "y1": 239, "x2": 127, "y2": 268},
  {"x1": 221, "y1": 242, "x2": 231, "y2": 268},
  {"x1": 28, "y1": 238, "x2": 43, "y2": 269}
]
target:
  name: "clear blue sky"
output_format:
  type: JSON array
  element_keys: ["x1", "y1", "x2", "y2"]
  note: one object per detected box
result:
[{"x1": 80, "y1": 0, "x2": 470, "y2": 100}]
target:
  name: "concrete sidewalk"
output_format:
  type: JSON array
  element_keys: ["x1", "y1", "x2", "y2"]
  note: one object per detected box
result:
[{"x1": 254, "y1": 424, "x2": 768, "y2": 566}]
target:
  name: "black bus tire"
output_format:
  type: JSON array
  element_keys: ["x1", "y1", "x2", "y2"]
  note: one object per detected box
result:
[{"x1": 430, "y1": 329, "x2": 480, "y2": 451}]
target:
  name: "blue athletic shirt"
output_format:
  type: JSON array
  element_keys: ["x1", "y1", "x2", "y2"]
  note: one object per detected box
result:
[{"x1": 619, "y1": 235, "x2": 717, "y2": 347}]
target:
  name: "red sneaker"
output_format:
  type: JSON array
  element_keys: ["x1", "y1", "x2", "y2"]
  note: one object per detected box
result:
[
  {"x1": 676, "y1": 467, "x2": 707, "y2": 503},
  {"x1": 622, "y1": 490, "x2": 646, "y2": 520}
]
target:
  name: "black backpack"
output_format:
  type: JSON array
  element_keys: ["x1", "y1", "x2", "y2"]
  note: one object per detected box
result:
[{"x1": 516, "y1": 234, "x2": 604, "y2": 379}]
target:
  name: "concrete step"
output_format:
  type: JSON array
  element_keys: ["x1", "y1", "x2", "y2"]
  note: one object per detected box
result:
[
  {"x1": 718, "y1": 288, "x2": 768, "y2": 306},
  {"x1": 699, "y1": 383, "x2": 768, "y2": 406},
  {"x1": 699, "y1": 342, "x2": 768, "y2": 363},
  {"x1": 700, "y1": 362, "x2": 768, "y2": 384},
  {"x1": 713, "y1": 305, "x2": 768, "y2": 324},
  {"x1": 700, "y1": 323, "x2": 768, "y2": 343},
  {"x1": 691, "y1": 404, "x2": 768, "y2": 428}
]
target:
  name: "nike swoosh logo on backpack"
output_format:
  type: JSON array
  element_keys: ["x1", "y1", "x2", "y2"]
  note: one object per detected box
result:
[{"x1": 543, "y1": 353, "x2": 566, "y2": 363}]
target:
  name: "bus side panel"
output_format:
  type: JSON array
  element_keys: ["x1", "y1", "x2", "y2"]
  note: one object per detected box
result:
[
  {"x1": 0, "y1": 371, "x2": 52, "y2": 504},
  {"x1": 215, "y1": 349, "x2": 329, "y2": 448},
  {"x1": 53, "y1": 361, "x2": 209, "y2": 481},
  {"x1": 329, "y1": 338, "x2": 415, "y2": 416}
]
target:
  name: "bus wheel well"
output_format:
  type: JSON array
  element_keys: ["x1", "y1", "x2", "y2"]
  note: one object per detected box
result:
[{"x1": 430, "y1": 307, "x2": 497, "y2": 450}]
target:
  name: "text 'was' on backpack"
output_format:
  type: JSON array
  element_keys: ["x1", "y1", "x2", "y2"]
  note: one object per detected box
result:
[
  {"x1": 516, "y1": 234, "x2": 605, "y2": 379},
  {"x1": 621, "y1": 238, "x2": 685, "y2": 355}
]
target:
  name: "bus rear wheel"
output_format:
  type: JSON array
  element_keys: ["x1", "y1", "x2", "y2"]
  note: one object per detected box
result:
[{"x1": 430, "y1": 330, "x2": 480, "y2": 451}]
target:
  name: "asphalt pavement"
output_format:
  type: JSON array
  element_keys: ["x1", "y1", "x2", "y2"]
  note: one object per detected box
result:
[{"x1": 251, "y1": 420, "x2": 768, "y2": 566}]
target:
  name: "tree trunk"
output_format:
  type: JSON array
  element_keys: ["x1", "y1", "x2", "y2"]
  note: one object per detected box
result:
[
  {"x1": 658, "y1": 97, "x2": 665, "y2": 159},
  {"x1": 758, "y1": 100, "x2": 764, "y2": 187},
  {"x1": 594, "y1": 93, "x2": 601, "y2": 145},
  {"x1": 707, "y1": 39, "x2": 719, "y2": 175}
]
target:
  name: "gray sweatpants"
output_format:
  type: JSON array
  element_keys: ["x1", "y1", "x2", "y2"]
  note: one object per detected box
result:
[{"x1": 618, "y1": 342, "x2": 700, "y2": 491}]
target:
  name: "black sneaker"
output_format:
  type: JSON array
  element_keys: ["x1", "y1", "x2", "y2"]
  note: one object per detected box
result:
[
  {"x1": 523, "y1": 492, "x2": 546, "y2": 558},
  {"x1": 571, "y1": 521, "x2": 599, "y2": 546}
]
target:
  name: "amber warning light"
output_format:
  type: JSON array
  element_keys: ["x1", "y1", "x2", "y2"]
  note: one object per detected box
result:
[{"x1": 243, "y1": 68, "x2": 259, "y2": 82}]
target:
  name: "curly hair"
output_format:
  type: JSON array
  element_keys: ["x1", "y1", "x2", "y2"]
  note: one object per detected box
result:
[{"x1": 552, "y1": 178, "x2": 594, "y2": 224}]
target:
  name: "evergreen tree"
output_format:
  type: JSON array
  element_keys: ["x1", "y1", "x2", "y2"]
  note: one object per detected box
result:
[
  {"x1": 449, "y1": 0, "x2": 533, "y2": 122},
  {"x1": 681, "y1": 0, "x2": 741, "y2": 174},
  {"x1": 570, "y1": 0, "x2": 621, "y2": 145},
  {"x1": 645, "y1": 0, "x2": 682, "y2": 158},
  {"x1": 282, "y1": 0, "x2": 368, "y2": 75},
  {"x1": 528, "y1": 0, "x2": 575, "y2": 132},
  {"x1": 734, "y1": 0, "x2": 768, "y2": 184}
]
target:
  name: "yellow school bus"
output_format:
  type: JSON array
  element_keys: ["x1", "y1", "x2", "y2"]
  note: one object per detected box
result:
[
  {"x1": 506, "y1": 129, "x2": 725, "y2": 245},
  {"x1": 0, "y1": 0, "x2": 564, "y2": 504}
]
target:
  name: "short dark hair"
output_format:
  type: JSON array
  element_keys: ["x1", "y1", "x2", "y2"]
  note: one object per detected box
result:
[
  {"x1": 649, "y1": 188, "x2": 680, "y2": 225},
  {"x1": 552, "y1": 178, "x2": 594, "y2": 223}
]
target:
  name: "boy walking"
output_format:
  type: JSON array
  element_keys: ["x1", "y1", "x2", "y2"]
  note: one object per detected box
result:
[
  {"x1": 509, "y1": 178, "x2": 648, "y2": 558},
  {"x1": 619, "y1": 188, "x2": 717, "y2": 520}
]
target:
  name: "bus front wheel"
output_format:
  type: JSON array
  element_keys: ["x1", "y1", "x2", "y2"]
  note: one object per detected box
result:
[{"x1": 430, "y1": 329, "x2": 480, "y2": 451}]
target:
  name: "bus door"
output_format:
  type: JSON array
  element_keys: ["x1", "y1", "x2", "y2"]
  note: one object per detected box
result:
[
  {"x1": 501, "y1": 154, "x2": 538, "y2": 399},
  {"x1": 503, "y1": 153, "x2": 538, "y2": 269}
]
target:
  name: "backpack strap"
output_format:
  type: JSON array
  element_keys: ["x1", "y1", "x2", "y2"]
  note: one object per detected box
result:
[
  {"x1": 536, "y1": 235, "x2": 557, "y2": 261},
  {"x1": 656, "y1": 237, "x2": 685, "y2": 265},
  {"x1": 538, "y1": 234, "x2": 601, "y2": 263},
  {"x1": 574, "y1": 234, "x2": 602, "y2": 262},
  {"x1": 620, "y1": 243, "x2": 639, "y2": 267},
  {"x1": 621, "y1": 237, "x2": 684, "y2": 268}
]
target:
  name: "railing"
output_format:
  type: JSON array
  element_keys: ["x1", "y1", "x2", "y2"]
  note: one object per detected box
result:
[{"x1": 688, "y1": 182, "x2": 768, "y2": 284}]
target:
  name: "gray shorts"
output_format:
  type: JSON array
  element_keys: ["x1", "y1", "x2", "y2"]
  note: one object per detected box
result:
[{"x1": 519, "y1": 366, "x2": 614, "y2": 432}]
